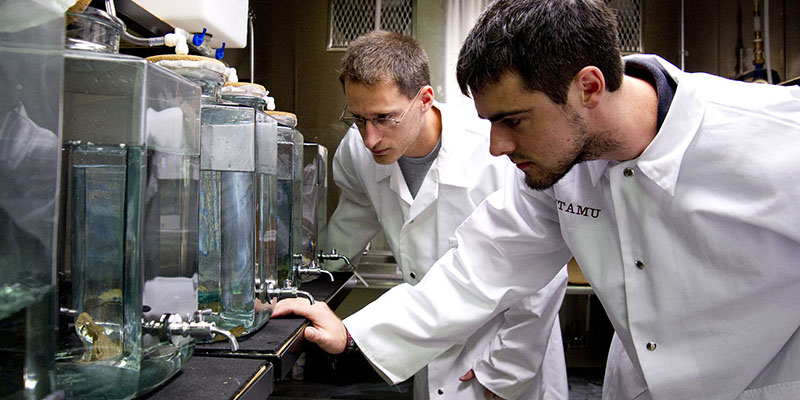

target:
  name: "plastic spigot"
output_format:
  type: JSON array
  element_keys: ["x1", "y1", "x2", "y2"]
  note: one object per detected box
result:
[{"x1": 192, "y1": 28, "x2": 207, "y2": 46}]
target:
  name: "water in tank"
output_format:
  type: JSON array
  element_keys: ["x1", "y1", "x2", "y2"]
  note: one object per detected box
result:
[
  {"x1": 56, "y1": 10, "x2": 202, "y2": 398},
  {"x1": 150, "y1": 56, "x2": 271, "y2": 339},
  {"x1": 265, "y1": 111, "x2": 304, "y2": 288},
  {"x1": 0, "y1": 1, "x2": 64, "y2": 398},
  {"x1": 221, "y1": 83, "x2": 279, "y2": 326},
  {"x1": 301, "y1": 143, "x2": 329, "y2": 270}
]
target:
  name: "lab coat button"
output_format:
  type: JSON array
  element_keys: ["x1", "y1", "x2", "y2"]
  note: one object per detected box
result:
[
  {"x1": 623, "y1": 167, "x2": 635, "y2": 178},
  {"x1": 437, "y1": 389, "x2": 444, "y2": 395},
  {"x1": 646, "y1": 341, "x2": 657, "y2": 351},
  {"x1": 635, "y1": 260, "x2": 645, "y2": 269},
  {"x1": 410, "y1": 272, "x2": 416, "y2": 279}
]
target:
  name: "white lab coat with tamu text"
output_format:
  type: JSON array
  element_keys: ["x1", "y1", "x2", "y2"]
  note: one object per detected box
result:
[{"x1": 344, "y1": 56, "x2": 800, "y2": 399}]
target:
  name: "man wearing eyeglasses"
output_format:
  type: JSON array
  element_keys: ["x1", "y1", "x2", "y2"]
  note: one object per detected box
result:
[{"x1": 313, "y1": 30, "x2": 569, "y2": 399}]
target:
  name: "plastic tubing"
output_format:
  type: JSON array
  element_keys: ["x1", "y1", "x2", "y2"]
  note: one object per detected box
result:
[{"x1": 105, "y1": 0, "x2": 167, "y2": 47}]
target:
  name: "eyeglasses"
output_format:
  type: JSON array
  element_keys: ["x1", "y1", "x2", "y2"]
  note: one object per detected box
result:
[{"x1": 339, "y1": 88, "x2": 423, "y2": 130}]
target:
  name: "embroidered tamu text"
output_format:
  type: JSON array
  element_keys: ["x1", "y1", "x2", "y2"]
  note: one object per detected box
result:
[{"x1": 556, "y1": 200, "x2": 601, "y2": 219}]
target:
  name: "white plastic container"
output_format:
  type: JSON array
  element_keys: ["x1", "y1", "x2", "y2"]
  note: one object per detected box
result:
[{"x1": 132, "y1": 0, "x2": 248, "y2": 48}]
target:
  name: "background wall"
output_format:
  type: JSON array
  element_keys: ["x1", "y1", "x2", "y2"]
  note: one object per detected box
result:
[{"x1": 644, "y1": 0, "x2": 799, "y2": 82}]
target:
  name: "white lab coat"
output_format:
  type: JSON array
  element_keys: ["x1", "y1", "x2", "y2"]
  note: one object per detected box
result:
[
  {"x1": 326, "y1": 102, "x2": 568, "y2": 399},
  {"x1": 344, "y1": 56, "x2": 800, "y2": 399},
  {"x1": 603, "y1": 333, "x2": 649, "y2": 400}
]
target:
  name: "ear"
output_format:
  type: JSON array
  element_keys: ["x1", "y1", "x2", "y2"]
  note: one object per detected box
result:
[
  {"x1": 419, "y1": 85, "x2": 435, "y2": 112},
  {"x1": 573, "y1": 67, "x2": 605, "y2": 109}
]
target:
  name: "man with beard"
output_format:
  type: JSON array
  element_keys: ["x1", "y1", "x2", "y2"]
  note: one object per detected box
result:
[{"x1": 275, "y1": 0, "x2": 800, "y2": 398}]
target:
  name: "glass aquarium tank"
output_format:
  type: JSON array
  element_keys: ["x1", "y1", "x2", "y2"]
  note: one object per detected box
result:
[
  {"x1": 0, "y1": 1, "x2": 64, "y2": 398},
  {"x1": 265, "y1": 111, "x2": 304, "y2": 288},
  {"x1": 56, "y1": 10, "x2": 206, "y2": 398},
  {"x1": 150, "y1": 56, "x2": 274, "y2": 339},
  {"x1": 197, "y1": 103, "x2": 259, "y2": 337},
  {"x1": 301, "y1": 143, "x2": 329, "y2": 268},
  {"x1": 221, "y1": 82, "x2": 279, "y2": 328}
]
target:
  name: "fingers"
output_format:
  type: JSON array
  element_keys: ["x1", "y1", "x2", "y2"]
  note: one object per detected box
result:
[
  {"x1": 304, "y1": 325, "x2": 320, "y2": 342},
  {"x1": 272, "y1": 297, "x2": 316, "y2": 318},
  {"x1": 459, "y1": 370, "x2": 503, "y2": 399},
  {"x1": 272, "y1": 298, "x2": 346, "y2": 354},
  {"x1": 304, "y1": 325, "x2": 346, "y2": 354},
  {"x1": 459, "y1": 369, "x2": 475, "y2": 382}
]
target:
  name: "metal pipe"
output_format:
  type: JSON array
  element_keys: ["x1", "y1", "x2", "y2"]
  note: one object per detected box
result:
[
  {"x1": 249, "y1": 9, "x2": 255, "y2": 83},
  {"x1": 294, "y1": 290, "x2": 316, "y2": 305},
  {"x1": 317, "y1": 269, "x2": 334, "y2": 282},
  {"x1": 680, "y1": 0, "x2": 685, "y2": 70},
  {"x1": 375, "y1": 0, "x2": 382, "y2": 30},
  {"x1": 210, "y1": 326, "x2": 240, "y2": 351},
  {"x1": 764, "y1": 0, "x2": 772, "y2": 83},
  {"x1": 104, "y1": 0, "x2": 116, "y2": 17},
  {"x1": 352, "y1": 270, "x2": 370, "y2": 288},
  {"x1": 752, "y1": 0, "x2": 768, "y2": 82},
  {"x1": 318, "y1": 249, "x2": 352, "y2": 269}
]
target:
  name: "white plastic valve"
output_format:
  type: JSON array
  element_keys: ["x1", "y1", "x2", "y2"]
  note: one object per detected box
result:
[
  {"x1": 175, "y1": 40, "x2": 188, "y2": 55},
  {"x1": 173, "y1": 27, "x2": 191, "y2": 38},
  {"x1": 225, "y1": 67, "x2": 238, "y2": 83},
  {"x1": 163, "y1": 32, "x2": 189, "y2": 55}
]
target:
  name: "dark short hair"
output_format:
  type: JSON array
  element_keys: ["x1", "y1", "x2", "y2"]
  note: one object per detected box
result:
[
  {"x1": 457, "y1": 0, "x2": 623, "y2": 104},
  {"x1": 339, "y1": 30, "x2": 430, "y2": 99}
]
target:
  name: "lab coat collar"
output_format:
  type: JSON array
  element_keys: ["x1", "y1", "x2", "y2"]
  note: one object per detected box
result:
[
  {"x1": 388, "y1": 163, "x2": 414, "y2": 204},
  {"x1": 374, "y1": 102, "x2": 450, "y2": 204},
  {"x1": 374, "y1": 161, "x2": 393, "y2": 183},
  {"x1": 373, "y1": 161, "x2": 412, "y2": 204},
  {"x1": 631, "y1": 55, "x2": 705, "y2": 196},
  {"x1": 435, "y1": 101, "x2": 486, "y2": 188},
  {"x1": 586, "y1": 160, "x2": 611, "y2": 187},
  {"x1": 586, "y1": 56, "x2": 703, "y2": 194}
]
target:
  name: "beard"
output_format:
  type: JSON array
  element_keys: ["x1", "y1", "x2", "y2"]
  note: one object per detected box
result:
[
  {"x1": 521, "y1": 156, "x2": 581, "y2": 190},
  {"x1": 518, "y1": 104, "x2": 618, "y2": 191}
]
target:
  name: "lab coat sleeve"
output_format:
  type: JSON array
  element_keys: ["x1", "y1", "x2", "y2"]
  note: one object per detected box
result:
[
  {"x1": 344, "y1": 169, "x2": 572, "y2": 384},
  {"x1": 472, "y1": 267, "x2": 568, "y2": 399},
  {"x1": 324, "y1": 131, "x2": 383, "y2": 271}
]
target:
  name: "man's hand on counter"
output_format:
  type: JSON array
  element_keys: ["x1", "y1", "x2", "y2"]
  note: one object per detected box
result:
[{"x1": 272, "y1": 298, "x2": 347, "y2": 354}]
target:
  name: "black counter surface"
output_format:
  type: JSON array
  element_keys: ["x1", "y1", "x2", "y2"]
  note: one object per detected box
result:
[
  {"x1": 139, "y1": 357, "x2": 273, "y2": 400},
  {"x1": 141, "y1": 272, "x2": 354, "y2": 399}
]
